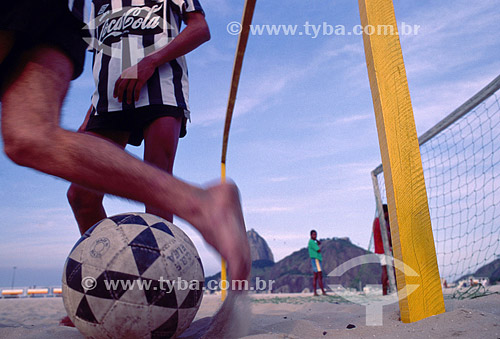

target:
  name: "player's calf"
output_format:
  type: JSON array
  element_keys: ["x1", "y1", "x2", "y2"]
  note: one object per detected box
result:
[{"x1": 67, "y1": 184, "x2": 106, "y2": 234}]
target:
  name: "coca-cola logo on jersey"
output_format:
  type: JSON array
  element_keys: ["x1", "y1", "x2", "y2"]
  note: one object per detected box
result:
[
  {"x1": 83, "y1": 1, "x2": 173, "y2": 52},
  {"x1": 96, "y1": 4, "x2": 164, "y2": 45},
  {"x1": 82, "y1": 1, "x2": 175, "y2": 59}
]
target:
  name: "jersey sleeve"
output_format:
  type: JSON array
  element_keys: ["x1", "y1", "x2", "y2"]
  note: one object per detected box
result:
[
  {"x1": 183, "y1": 0, "x2": 204, "y2": 14},
  {"x1": 178, "y1": 0, "x2": 205, "y2": 23}
]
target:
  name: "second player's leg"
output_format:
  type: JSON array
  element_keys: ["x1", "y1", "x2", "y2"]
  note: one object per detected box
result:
[
  {"x1": 143, "y1": 116, "x2": 182, "y2": 222},
  {"x1": 67, "y1": 130, "x2": 130, "y2": 235},
  {"x1": 318, "y1": 271, "x2": 326, "y2": 295},
  {"x1": 313, "y1": 272, "x2": 318, "y2": 295}
]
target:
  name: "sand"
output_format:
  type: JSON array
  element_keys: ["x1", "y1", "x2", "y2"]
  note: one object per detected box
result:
[{"x1": 0, "y1": 287, "x2": 499, "y2": 338}]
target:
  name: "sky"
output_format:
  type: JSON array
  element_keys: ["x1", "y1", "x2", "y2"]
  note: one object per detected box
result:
[{"x1": 1, "y1": 0, "x2": 500, "y2": 287}]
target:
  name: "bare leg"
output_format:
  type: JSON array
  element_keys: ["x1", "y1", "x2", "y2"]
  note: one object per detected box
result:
[
  {"x1": 69, "y1": 116, "x2": 179, "y2": 232},
  {"x1": 318, "y1": 272, "x2": 326, "y2": 295},
  {"x1": 313, "y1": 272, "x2": 318, "y2": 296},
  {"x1": 1, "y1": 46, "x2": 250, "y2": 281},
  {"x1": 143, "y1": 116, "x2": 182, "y2": 222},
  {"x1": 67, "y1": 130, "x2": 130, "y2": 235}
]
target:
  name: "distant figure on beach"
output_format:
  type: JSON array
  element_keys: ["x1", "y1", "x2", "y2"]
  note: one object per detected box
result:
[
  {"x1": 308, "y1": 230, "x2": 327, "y2": 296},
  {"x1": 372, "y1": 204, "x2": 392, "y2": 295}
]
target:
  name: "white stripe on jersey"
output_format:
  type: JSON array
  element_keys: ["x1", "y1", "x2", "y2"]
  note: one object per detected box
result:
[
  {"x1": 91, "y1": 52, "x2": 102, "y2": 113},
  {"x1": 106, "y1": 41, "x2": 122, "y2": 112},
  {"x1": 131, "y1": 36, "x2": 150, "y2": 109},
  {"x1": 184, "y1": 0, "x2": 198, "y2": 12}
]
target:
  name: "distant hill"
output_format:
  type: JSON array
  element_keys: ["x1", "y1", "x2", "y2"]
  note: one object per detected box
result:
[
  {"x1": 475, "y1": 258, "x2": 500, "y2": 283},
  {"x1": 455, "y1": 258, "x2": 500, "y2": 284},
  {"x1": 247, "y1": 229, "x2": 274, "y2": 263},
  {"x1": 206, "y1": 233, "x2": 382, "y2": 293},
  {"x1": 205, "y1": 229, "x2": 275, "y2": 289}
]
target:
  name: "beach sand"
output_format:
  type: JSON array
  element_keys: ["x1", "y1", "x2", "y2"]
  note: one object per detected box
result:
[{"x1": 0, "y1": 288, "x2": 499, "y2": 338}]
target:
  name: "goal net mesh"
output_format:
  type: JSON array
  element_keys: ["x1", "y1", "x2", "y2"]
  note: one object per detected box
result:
[{"x1": 372, "y1": 77, "x2": 500, "y2": 283}]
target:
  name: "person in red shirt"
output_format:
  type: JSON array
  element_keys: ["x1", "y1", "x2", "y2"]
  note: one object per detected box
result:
[{"x1": 373, "y1": 204, "x2": 392, "y2": 295}]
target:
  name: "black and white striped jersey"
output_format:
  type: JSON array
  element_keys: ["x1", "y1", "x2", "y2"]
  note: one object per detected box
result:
[{"x1": 88, "y1": 0, "x2": 204, "y2": 116}]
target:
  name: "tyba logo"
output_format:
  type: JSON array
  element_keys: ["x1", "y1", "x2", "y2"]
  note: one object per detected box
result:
[{"x1": 327, "y1": 254, "x2": 420, "y2": 326}]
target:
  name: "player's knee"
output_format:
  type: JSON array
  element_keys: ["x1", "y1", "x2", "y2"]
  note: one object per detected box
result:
[
  {"x1": 3, "y1": 123, "x2": 63, "y2": 166},
  {"x1": 67, "y1": 185, "x2": 103, "y2": 210},
  {"x1": 3, "y1": 129, "x2": 46, "y2": 166}
]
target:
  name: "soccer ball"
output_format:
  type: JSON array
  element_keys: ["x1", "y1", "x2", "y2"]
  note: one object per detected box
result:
[{"x1": 62, "y1": 213, "x2": 204, "y2": 338}]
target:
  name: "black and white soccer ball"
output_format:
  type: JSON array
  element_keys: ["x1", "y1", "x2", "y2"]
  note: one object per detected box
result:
[{"x1": 62, "y1": 213, "x2": 204, "y2": 338}]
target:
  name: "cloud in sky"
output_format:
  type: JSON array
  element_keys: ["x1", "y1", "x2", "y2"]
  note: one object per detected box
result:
[
  {"x1": 192, "y1": 38, "x2": 367, "y2": 127},
  {"x1": 397, "y1": 0, "x2": 500, "y2": 133}
]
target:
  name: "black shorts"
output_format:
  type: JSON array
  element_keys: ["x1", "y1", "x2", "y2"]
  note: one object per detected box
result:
[
  {"x1": 85, "y1": 105, "x2": 188, "y2": 146},
  {"x1": 0, "y1": 0, "x2": 87, "y2": 83}
]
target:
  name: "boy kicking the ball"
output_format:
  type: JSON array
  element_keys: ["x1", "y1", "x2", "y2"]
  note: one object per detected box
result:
[{"x1": 0, "y1": 0, "x2": 250, "y2": 290}]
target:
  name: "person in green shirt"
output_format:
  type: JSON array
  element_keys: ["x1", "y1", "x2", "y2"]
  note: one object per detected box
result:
[{"x1": 308, "y1": 230, "x2": 327, "y2": 296}]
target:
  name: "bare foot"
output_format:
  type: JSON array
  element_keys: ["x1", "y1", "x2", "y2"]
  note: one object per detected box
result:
[
  {"x1": 190, "y1": 182, "x2": 251, "y2": 284},
  {"x1": 202, "y1": 290, "x2": 251, "y2": 338}
]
